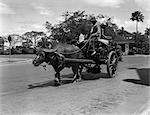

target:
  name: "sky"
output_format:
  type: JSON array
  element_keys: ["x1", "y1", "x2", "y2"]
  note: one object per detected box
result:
[{"x1": 0, "y1": 0, "x2": 150, "y2": 36}]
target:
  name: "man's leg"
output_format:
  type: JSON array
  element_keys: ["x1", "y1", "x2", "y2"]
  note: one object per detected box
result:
[
  {"x1": 91, "y1": 39, "x2": 96, "y2": 56},
  {"x1": 98, "y1": 39, "x2": 109, "y2": 45}
]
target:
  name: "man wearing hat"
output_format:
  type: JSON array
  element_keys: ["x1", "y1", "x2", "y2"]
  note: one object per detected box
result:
[{"x1": 89, "y1": 17, "x2": 112, "y2": 56}]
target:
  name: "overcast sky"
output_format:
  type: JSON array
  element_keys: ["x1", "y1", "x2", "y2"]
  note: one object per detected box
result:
[{"x1": 0, "y1": 0, "x2": 150, "y2": 36}]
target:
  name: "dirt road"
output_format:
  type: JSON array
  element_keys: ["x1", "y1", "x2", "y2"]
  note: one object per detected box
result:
[{"x1": 0, "y1": 55, "x2": 150, "y2": 115}]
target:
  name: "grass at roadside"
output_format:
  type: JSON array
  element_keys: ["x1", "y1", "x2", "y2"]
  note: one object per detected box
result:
[{"x1": 0, "y1": 54, "x2": 35, "y2": 59}]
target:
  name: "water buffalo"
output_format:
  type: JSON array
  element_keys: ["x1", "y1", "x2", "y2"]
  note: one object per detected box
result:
[{"x1": 32, "y1": 43, "x2": 84, "y2": 86}]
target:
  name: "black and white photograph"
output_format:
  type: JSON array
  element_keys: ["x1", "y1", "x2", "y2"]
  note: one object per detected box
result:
[{"x1": 0, "y1": 0, "x2": 150, "y2": 114}]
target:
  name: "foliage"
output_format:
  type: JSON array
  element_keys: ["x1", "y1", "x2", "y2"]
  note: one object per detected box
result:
[
  {"x1": 117, "y1": 27, "x2": 125, "y2": 36},
  {"x1": 23, "y1": 31, "x2": 46, "y2": 39},
  {"x1": 45, "y1": 11, "x2": 119, "y2": 44},
  {"x1": 44, "y1": 21, "x2": 52, "y2": 33},
  {"x1": 130, "y1": 11, "x2": 144, "y2": 22},
  {"x1": 7, "y1": 34, "x2": 23, "y2": 48},
  {"x1": 132, "y1": 32, "x2": 149, "y2": 53},
  {"x1": 130, "y1": 11, "x2": 146, "y2": 53},
  {"x1": 130, "y1": 11, "x2": 144, "y2": 33},
  {"x1": 45, "y1": 11, "x2": 92, "y2": 43},
  {"x1": 22, "y1": 31, "x2": 46, "y2": 47},
  {"x1": 145, "y1": 28, "x2": 150, "y2": 37},
  {"x1": 0, "y1": 37, "x2": 4, "y2": 44}
]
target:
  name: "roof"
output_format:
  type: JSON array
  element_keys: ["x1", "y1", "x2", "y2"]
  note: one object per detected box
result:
[
  {"x1": 114, "y1": 35, "x2": 135, "y2": 44},
  {"x1": 117, "y1": 29, "x2": 133, "y2": 37},
  {"x1": 123, "y1": 30, "x2": 133, "y2": 37}
]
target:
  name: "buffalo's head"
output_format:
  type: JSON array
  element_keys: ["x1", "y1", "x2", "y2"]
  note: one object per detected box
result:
[{"x1": 32, "y1": 48, "x2": 45, "y2": 66}]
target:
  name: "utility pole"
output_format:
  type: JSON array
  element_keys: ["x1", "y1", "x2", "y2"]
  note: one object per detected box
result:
[{"x1": 8, "y1": 35, "x2": 12, "y2": 62}]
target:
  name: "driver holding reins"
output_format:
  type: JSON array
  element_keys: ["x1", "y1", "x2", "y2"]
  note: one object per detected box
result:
[{"x1": 89, "y1": 17, "x2": 112, "y2": 56}]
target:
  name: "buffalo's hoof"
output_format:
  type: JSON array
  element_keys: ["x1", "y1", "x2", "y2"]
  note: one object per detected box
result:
[
  {"x1": 112, "y1": 72, "x2": 116, "y2": 78},
  {"x1": 72, "y1": 78, "x2": 81, "y2": 83},
  {"x1": 72, "y1": 80, "x2": 77, "y2": 83},
  {"x1": 54, "y1": 80, "x2": 61, "y2": 86}
]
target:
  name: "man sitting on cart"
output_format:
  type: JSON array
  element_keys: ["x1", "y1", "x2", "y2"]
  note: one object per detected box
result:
[{"x1": 88, "y1": 17, "x2": 113, "y2": 56}]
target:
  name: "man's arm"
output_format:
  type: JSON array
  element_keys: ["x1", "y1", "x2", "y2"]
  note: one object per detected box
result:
[
  {"x1": 90, "y1": 23, "x2": 101, "y2": 38},
  {"x1": 101, "y1": 28, "x2": 112, "y2": 40}
]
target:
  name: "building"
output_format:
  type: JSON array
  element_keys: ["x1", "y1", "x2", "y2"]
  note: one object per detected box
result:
[
  {"x1": 115, "y1": 35, "x2": 135, "y2": 55},
  {"x1": 0, "y1": 37, "x2": 4, "y2": 54},
  {"x1": 115, "y1": 28, "x2": 135, "y2": 55}
]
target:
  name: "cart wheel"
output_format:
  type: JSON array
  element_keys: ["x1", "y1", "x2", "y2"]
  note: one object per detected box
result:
[{"x1": 107, "y1": 51, "x2": 118, "y2": 78}]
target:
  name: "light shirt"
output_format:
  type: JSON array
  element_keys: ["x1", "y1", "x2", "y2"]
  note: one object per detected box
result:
[{"x1": 79, "y1": 34, "x2": 85, "y2": 43}]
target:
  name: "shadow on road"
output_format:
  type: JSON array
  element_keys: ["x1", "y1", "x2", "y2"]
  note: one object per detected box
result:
[
  {"x1": 81, "y1": 72, "x2": 110, "y2": 80},
  {"x1": 28, "y1": 79, "x2": 72, "y2": 89},
  {"x1": 28, "y1": 72, "x2": 109, "y2": 89},
  {"x1": 124, "y1": 68, "x2": 150, "y2": 86}
]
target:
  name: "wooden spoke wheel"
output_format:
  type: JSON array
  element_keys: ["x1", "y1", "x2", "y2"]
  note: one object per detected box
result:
[{"x1": 107, "y1": 51, "x2": 118, "y2": 78}]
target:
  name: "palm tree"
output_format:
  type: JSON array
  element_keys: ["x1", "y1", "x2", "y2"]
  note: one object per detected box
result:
[
  {"x1": 130, "y1": 11, "x2": 144, "y2": 33},
  {"x1": 130, "y1": 11, "x2": 144, "y2": 49}
]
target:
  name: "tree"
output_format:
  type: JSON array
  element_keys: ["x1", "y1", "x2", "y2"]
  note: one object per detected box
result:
[
  {"x1": 61, "y1": 11, "x2": 71, "y2": 21},
  {"x1": 22, "y1": 31, "x2": 46, "y2": 47},
  {"x1": 8, "y1": 34, "x2": 23, "y2": 48},
  {"x1": 44, "y1": 21, "x2": 52, "y2": 34},
  {"x1": 45, "y1": 11, "x2": 120, "y2": 44},
  {"x1": 117, "y1": 27, "x2": 125, "y2": 37},
  {"x1": 130, "y1": 11, "x2": 144, "y2": 49},
  {"x1": 145, "y1": 28, "x2": 150, "y2": 38},
  {"x1": 45, "y1": 11, "x2": 92, "y2": 43},
  {"x1": 130, "y1": 11, "x2": 144, "y2": 33},
  {"x1": 144, "y1": 28, "x2": 150, "y2": 53},
  {"x1": 132, "y1": 32, "x2": 149, "y2": 53}
]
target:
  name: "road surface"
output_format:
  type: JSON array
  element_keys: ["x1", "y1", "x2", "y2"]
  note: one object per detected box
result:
[{"x1": 0, "y1": 55, "x2": 150, "y2": 115}]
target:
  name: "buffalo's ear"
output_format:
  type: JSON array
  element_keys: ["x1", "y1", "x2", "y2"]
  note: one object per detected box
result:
[{"x1": 42, "y1": 48, "x2": 49, "y2": 53}]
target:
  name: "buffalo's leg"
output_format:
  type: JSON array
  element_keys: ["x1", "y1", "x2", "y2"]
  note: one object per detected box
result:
[
  {"x1": 72, "y1": 64, "x2": 81, "y2": 83},
  {"x1": 52, "y1": 58, "x2": 64, "y2": 86},
  {"x1": 79, "y1": 65, "x2": 83, "y2": 79},
  {"x1": 54, "y1": 64, "x2": 64, "y2": 86},
  {"x1": 54, "y1": 72, "x2": 61, "y2": 86},
  {"x1": 79, "y1": 65, "x2": 83, "y2": 74}
]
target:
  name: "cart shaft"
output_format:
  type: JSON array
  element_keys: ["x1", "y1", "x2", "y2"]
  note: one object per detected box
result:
[{"x1": 64, "y1": 58, "x2": 96, "y2": 64}]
